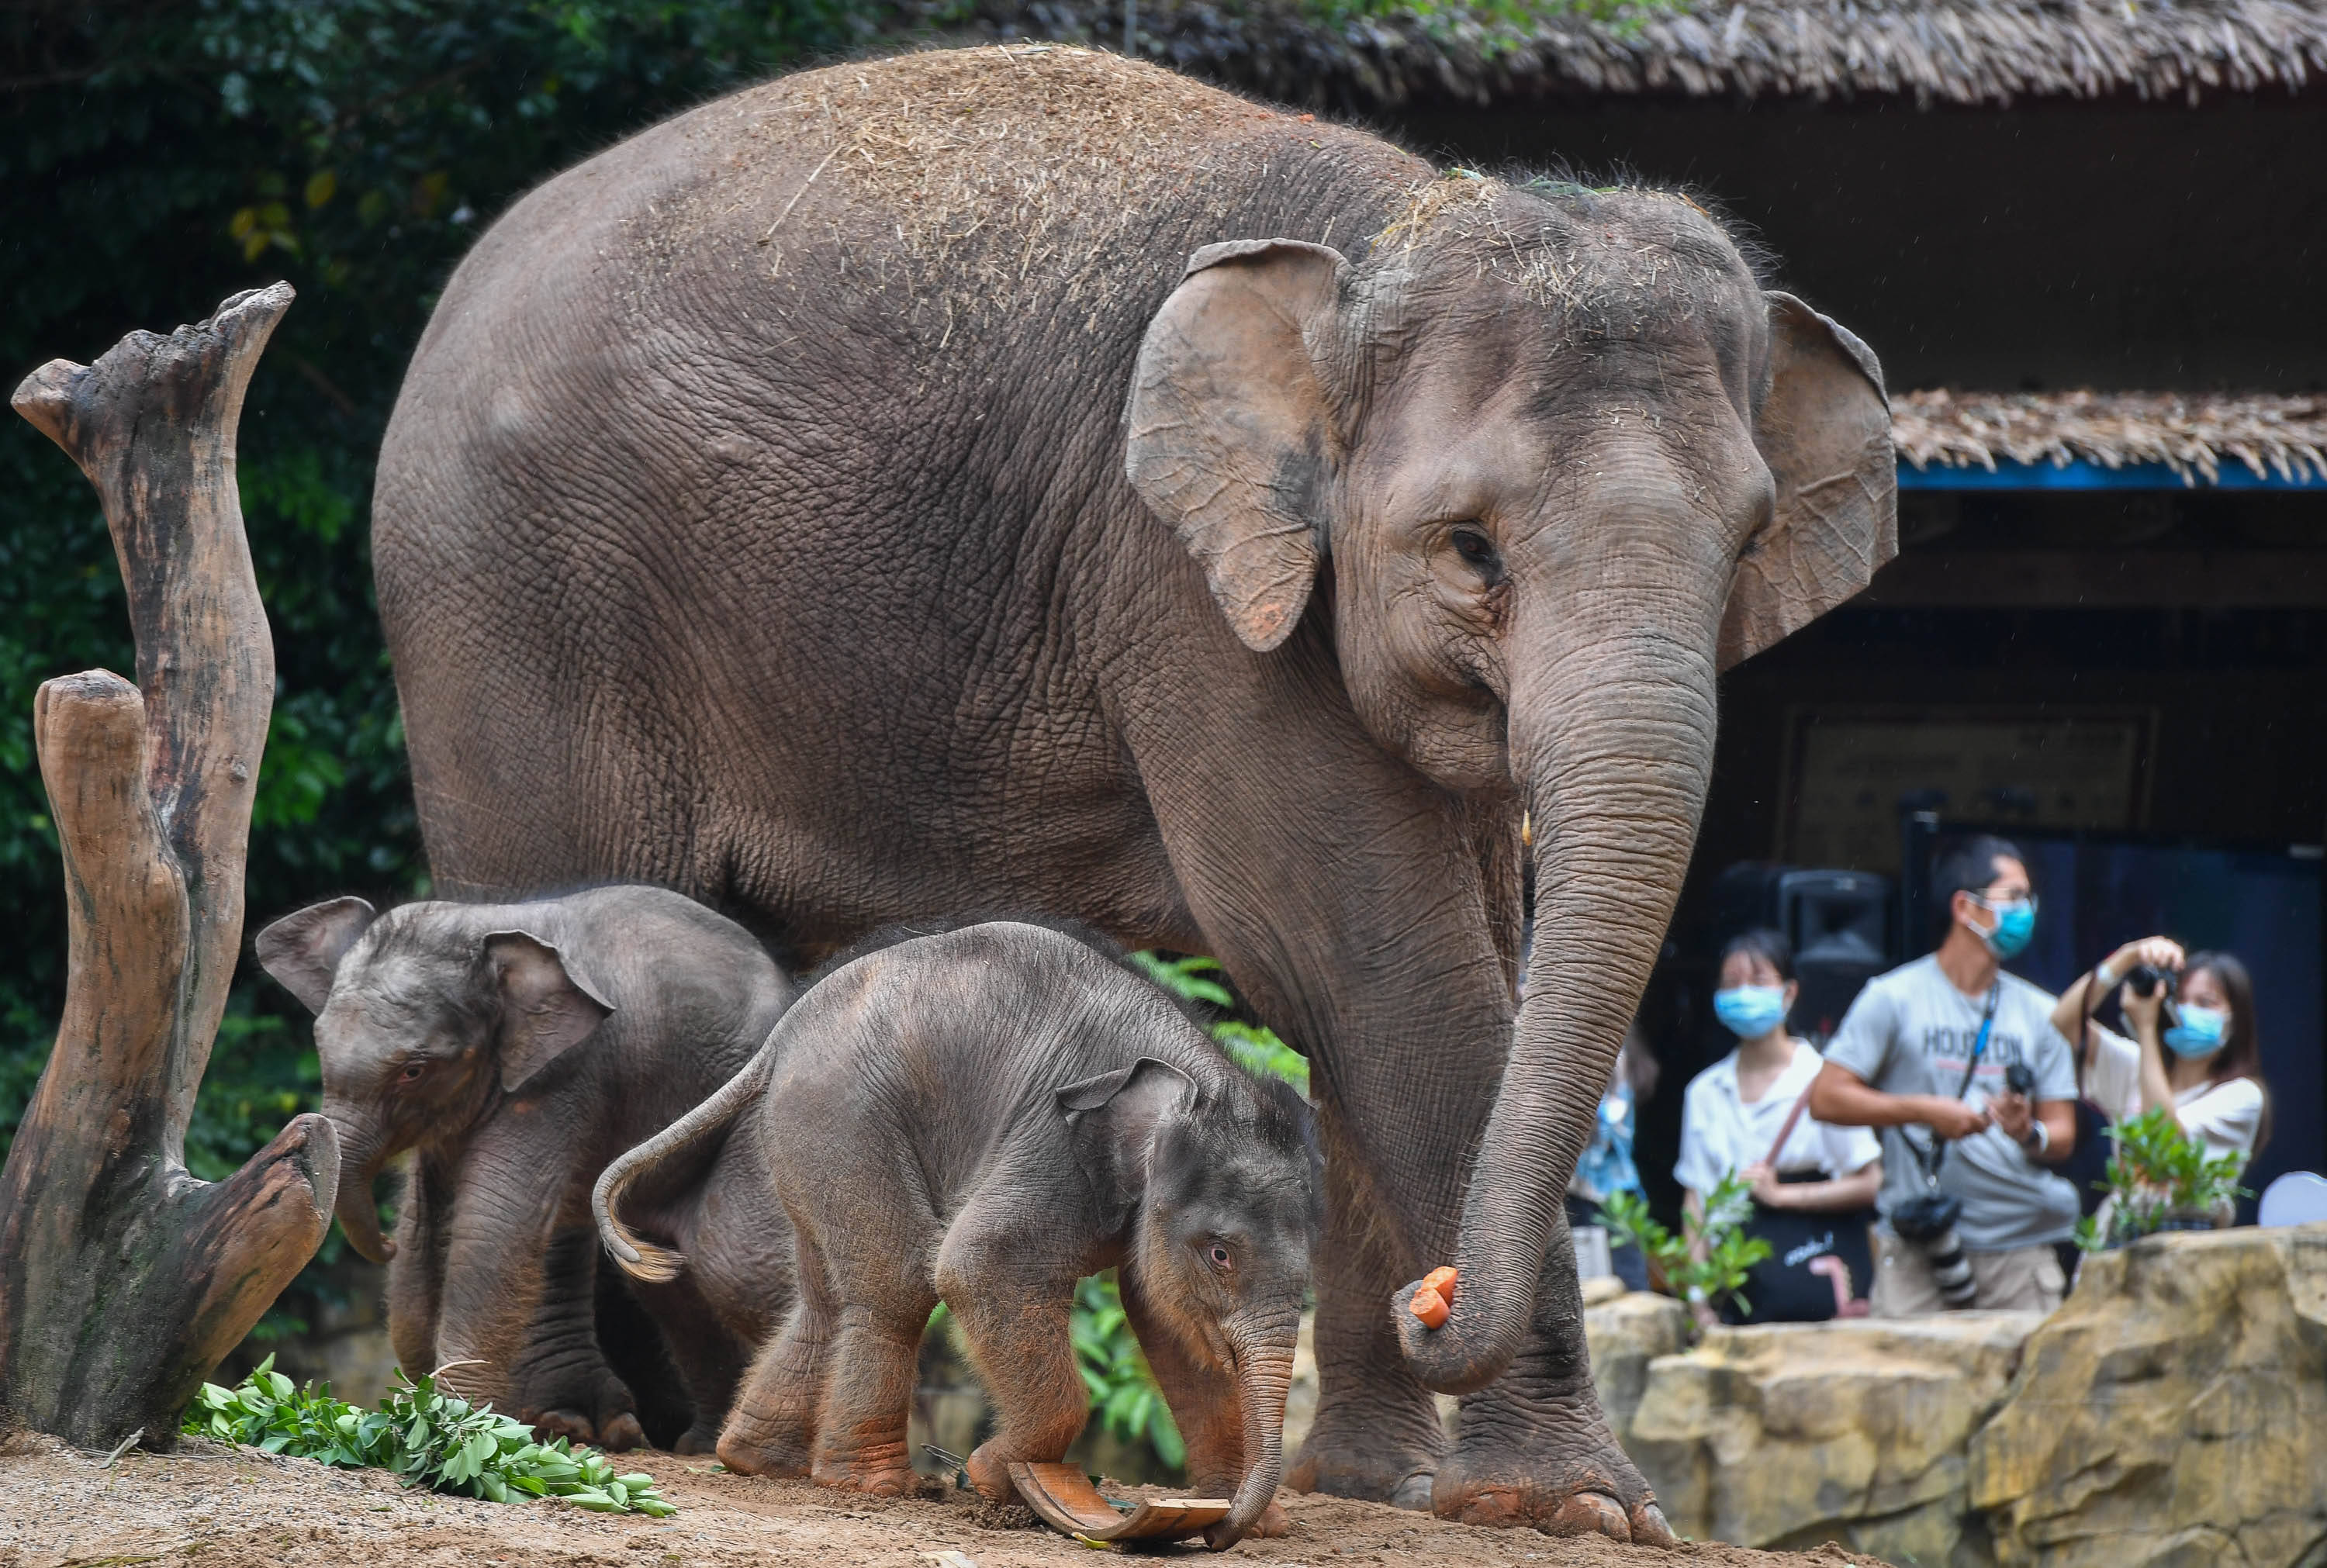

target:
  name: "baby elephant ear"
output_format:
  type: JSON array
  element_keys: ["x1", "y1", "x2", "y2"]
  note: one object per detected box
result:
[
  {"x1": 485, "y1": 931, "x2": 614, "y2": 1093},
  {"x1": 256, "y1": 896, "x2": 379, "y2": 1013},
  {"x1": 1056, "y1": 1057, "x2": 1198, "y2": 1200}
]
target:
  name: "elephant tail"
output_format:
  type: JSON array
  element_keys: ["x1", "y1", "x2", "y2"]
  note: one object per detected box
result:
[{"x1": 593, "y1": 1042, "x2": 772, "y2": 1285}]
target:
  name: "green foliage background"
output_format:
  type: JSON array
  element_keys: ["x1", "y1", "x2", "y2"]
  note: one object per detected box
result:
[{"x1": 0, "y1": 0, "x2": 898, "y2": 1164}]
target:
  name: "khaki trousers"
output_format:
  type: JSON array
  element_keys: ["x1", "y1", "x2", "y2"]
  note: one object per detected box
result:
[{"x1": 1869, "y1": 1230, "x2": 2066, "y2": 1317}]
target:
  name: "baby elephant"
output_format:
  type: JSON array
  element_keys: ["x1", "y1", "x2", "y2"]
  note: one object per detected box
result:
[
  {"x1": 596, "y1": 921, "x2": 1318, "y2": 1547},
  {"x1": 258, "y1": 884, "x2": 797, "y2": 1451}
]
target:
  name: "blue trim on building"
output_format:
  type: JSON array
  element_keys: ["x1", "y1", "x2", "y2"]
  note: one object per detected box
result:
[{"x1": 1898, "y1": 458, "x2": 2324, "y2": 492}]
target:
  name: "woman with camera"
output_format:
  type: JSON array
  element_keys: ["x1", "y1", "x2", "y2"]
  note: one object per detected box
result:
[
  {"x1": 2051, "y1": 942, "x2": 2270, "y2": 1174},
  {"x1": 1675, "y1": 930, "x2": 1883, "y2": 1322}
]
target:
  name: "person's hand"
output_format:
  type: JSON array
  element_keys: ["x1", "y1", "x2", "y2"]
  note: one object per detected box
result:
[
  {"x1": 1921, "y1": 1097, "x2": 1992, "y2": 1141},
  {"x1": 1742, "y1": 1161, "x2": 1787, "y2": 1208},
  {"x1": 1990, "y1": 1089, "x2": 2034, "y2": 1143},
  {"x1": 2107, "y1": 935, "x2": 2186, "y2": 980},
  {"x1": 2122, "y1": 982, "x2": 2166, "y2": 1041}
]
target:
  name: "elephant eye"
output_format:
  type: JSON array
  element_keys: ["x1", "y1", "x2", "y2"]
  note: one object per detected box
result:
[
  {"x1": 397, "y1": 1061, "x2": 427, "y2": 1083},
  {"x1": 1206, "y1": 1244, "x2": 1234, "y2": 1272},
  {"x1": 1449, "y1": 525, "x2": 1503, "y2": 584}
]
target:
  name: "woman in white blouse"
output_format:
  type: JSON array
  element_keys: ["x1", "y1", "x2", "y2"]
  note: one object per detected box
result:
[
  {"x1": 1675, "y1": 931, "x2": 1883, "y2": 1235},
  {"x1": 2052, "y1": 941, "x2": 2270, "y2": 1174}
]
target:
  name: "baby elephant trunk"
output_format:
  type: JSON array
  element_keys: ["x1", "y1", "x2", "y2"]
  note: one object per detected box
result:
[
  {"x1": 1210, "y1": 1311, "x2": 1298, "y2": 1549},
  {"x1": 329, "y1": 1124, "x2": 396, "y2": 1263}
]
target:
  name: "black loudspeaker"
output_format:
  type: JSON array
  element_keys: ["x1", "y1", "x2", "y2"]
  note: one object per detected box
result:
[
  {"x1": 1707, "y1": 864, "x2": 1892, "y2": 1045},
  {"x1": 1782, "y1": 870, "x2": 1891, "y2": 1044}
]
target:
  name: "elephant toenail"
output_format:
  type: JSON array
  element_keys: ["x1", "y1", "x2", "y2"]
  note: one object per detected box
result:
[
  {"x1": 1546, "y1": 1489, "x2": 1631, "y2": 1541},
  {"x1": 1389, "y1": 1471, "x2": 1435, "y2": 1511},
  {"x1": 1632, "y1": 1500, "x2": 1677, "y2": 1546}
]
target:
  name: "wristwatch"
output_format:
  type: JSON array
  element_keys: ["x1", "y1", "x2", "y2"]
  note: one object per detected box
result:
[{"x1": 2021, "y1": 1120, "x2": 2049, "y2": 1155}]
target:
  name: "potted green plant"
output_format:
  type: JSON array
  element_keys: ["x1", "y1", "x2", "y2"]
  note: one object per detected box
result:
[
  {"x1": 2075, "y1": 1107, "x2": 2251, "y2": 1252},
  {"x1": 1599, "y1": 1173, "x2": 1772, "y2": 1329}
]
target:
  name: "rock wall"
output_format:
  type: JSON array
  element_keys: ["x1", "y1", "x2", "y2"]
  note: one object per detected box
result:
[
  {"x1": 1583, "y1": 1224, "x2": 2327, "y2": 1568},
  {"x1": 1969, "y1": 1225, "x2": 2327, "y2": 1568},
  {"x1": 1622, "y1": 1312, "x2": 2039, "y2": 1566}
]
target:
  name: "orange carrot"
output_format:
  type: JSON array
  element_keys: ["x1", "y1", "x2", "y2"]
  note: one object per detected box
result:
[
  {"x1": 1421, "y1": 1266, "x2": 1458, "y2": 1307},
  {"x1": 1410, "y1": 1284, "x2": 1449, "y2": 1329}
]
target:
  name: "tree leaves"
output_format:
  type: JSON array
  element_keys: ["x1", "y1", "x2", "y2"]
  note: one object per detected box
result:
[{"x1": 184, "y1": 1356, "x2": 677, "y2": 1517}]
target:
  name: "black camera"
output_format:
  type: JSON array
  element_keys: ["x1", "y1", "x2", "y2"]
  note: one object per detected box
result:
[
  {"x1": 2004, "y1": 1062, "x2": 2035, "y2": 1097},
  {"x1": 1892, "y1": 1190, "x2": 1977, "y2": 1307},
  {"x1": 2126, "y1": 963, "x2": 2177, "y2": 1000}
]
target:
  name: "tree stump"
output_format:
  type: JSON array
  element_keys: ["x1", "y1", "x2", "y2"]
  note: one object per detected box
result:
[{"x1": 0, "y1": 284, "x2": 341, "y2": 1450}]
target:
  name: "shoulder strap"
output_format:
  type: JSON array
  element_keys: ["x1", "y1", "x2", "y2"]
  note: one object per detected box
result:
[
  {"x1": 1913, "y1": 982, "x2": 2004, "y2": 1183},
  {"x1": 1764, "y1": 1080, "x2": 1818, "y2": 1168}
]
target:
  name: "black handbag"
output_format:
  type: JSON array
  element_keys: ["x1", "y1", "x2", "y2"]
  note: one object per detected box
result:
[{"x1": 1724, "y1": 1085, "x2": 1876, "y2": 1324}]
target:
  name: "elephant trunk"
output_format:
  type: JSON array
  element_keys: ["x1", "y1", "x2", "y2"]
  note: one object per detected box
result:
[
  {"x1": 1401, "y1": 614, "x2": 1718, "y2": 1393},
  {"x1": 1208, "y1": 1312, "x2": 1298, "y2": 1549},
  {"x1": 327, "y1": 1116, "x2": 397, "y2": 1264}
]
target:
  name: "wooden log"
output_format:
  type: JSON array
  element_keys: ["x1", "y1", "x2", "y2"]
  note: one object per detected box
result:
[{"x1": 0, "y1": 285, "x2": 341, "y2": 1450}]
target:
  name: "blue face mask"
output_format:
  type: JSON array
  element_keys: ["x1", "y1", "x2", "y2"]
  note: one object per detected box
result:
[
  {"x1": 2164, "y1": 1004, "x2": 2228, "y2": 1059},
  {"x1": 1713, "y1": 985, "x2": 1789, "y2": 1040},
  {"x1": 1969, "y1": 896, "x2": 2036, "y2": 960}
]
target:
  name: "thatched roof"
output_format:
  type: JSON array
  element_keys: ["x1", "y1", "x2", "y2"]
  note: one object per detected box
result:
[
  {"x1": 949, "y1": 0, "x2": 2327, "y2": 108},
  {"x1": 1893, "y1": 390, "x2": 2327, "y2": 482}
]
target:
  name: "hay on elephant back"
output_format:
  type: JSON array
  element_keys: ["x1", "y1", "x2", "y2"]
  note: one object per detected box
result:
[
  {"x1": 938, "y1": 0, "x2": 2327, "y2": 109},
  {"x1": 1893, "y1": 389, "x2": 2327, "y2": 483},
  {"x1": 721, "y1": 46, "x2": 1409, "y2": 332}
]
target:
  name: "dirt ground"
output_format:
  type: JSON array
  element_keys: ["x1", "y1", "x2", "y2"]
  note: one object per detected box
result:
[{"x1": 0, "y1": 1435, "x2": 1883, "y2": 1568}]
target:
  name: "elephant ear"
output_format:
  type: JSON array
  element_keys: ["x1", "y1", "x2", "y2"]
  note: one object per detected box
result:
[
  {"x1": 1721, "y1": 292, "x2": 1898, "y2": 670},
  {"x1": 1057, "y1": 1057, "x2": 1198, "y2": 1208},
  {"x1": 1124, "y1": 239, "x2": 1350, "y2": 653},
  {"x1": 256, "y1": 896, "x2": 379, "y2": 1013},
  {"x1": 485, "y1": 931, "x2": 614, "y2": 1093}
]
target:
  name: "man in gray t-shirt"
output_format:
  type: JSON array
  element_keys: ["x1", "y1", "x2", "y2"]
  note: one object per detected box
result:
[{"x1": 1811, "y1": 836, "x2": 2080, "y2": 1315}]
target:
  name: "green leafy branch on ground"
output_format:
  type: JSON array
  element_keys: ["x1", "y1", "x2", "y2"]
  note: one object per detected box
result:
[
  {"x1": 1599, "y1": 1173, "x2": 1772, "y2": 1321},
  {"x1": 185, "y1": 1356, "x2": 676, "y2": 1515},
  {"x1": 1128, "y1": 952, "x2": 1309, "y2": 1097}
]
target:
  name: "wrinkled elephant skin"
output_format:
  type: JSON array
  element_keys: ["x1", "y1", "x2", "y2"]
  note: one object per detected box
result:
[
  {"x1": 375, "y1": 48, "x2": 1894, "y2": 1532},
  {"x1": 596, "y1": 924, "x2": 1314, "y2": 1546},
  {"x1": 257, "y1": 884, "x2": 797, "y2": 1451}
]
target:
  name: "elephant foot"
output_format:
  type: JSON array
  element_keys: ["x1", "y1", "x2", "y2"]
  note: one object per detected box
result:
[
  {"x1": 674, "y1": 1422, "x2": 723, "y2": 1456},
  {"x1": 1285, "y1": 1400, "x2": 1443, "y2": 1508},
  {"x1": 531, "y1": 1407, "x2": 597, "y2": 1446},
  {"x1": 1184, "y1": 1480, "x2": 1292, "y2": 1538},
  {"x1": 1432, "y1": 1433, "x2": 1672, "y2": 1545},
  {"x1": 596, "y1": 1411, "x2": 647, "y2": 1452},
  {"x1": 714, "y1": 1428, "x2": 812, "y2": 1477},
  {"x1": 1245, "y1": 1499, "x2": 1292, "y2": 1537},
  {"x1": 812, "y1": 1458, "x2": 922, "y2": 1496}
]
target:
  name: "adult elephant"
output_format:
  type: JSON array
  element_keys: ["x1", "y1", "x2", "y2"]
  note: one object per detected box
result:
[{"x1": 375, "y1": 47, "x2": 1893, "y2": 1539}]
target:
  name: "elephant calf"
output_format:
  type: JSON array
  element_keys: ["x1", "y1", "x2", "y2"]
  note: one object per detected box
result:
[
  {"x1": 596, "y1": 920, "x2": 1318, "y2": 1546},
  {"x1": 258, "y1": 883, "x2": 797, "y2": 1451}
]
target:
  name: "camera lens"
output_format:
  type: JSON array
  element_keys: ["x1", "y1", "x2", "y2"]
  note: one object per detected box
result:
[{"x1": 1925, "y1": 1228, "x2": 1976, "y2": 1308}]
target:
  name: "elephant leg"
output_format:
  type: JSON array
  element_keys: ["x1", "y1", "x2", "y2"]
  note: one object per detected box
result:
[
  {"x1": 1436, "y1": 1214, "x2": 1665, "y2": 1541},
  {"x1": 501, "y1": 1225, "x2": 643, "y2": 1450},
  {"x1": 627, "y1": 1274, "x2": 751, "y2": 1455},
  {"x1": 1120, "y1": 1277, "x2": 1288, "y2": 1538},
  {"x1": 1289, "y1": 1109, "x2": 1446, "y2": 1509},
  {"x1": 807, "y1": 1306, "x2": 927, "y2": 1495},
  {"x1": 384, "y1": 1165, "x2": 445, "y2": 1380},
  {"x1": 949, "y1": 1290, "x2": 1084, "y2": 1505},
  {"x1": 717, "y1": 1221, "x2": 836, "y2": 1477},
  {"x1": 936, "y1": 1212, "x2": 1085, "y2": 1504},
  {"x1": 1123, "y1": 685, "x2": 1661, "y2": 1541}
]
